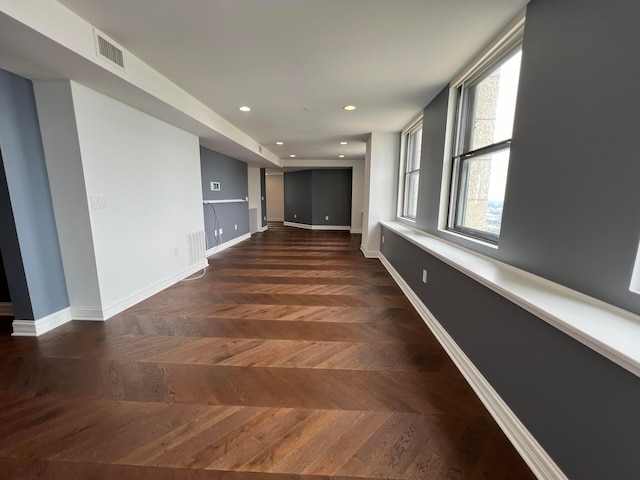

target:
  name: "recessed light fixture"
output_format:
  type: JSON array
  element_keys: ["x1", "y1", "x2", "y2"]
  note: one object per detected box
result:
[
  {"x1": 276, "y1": 141, "x2": 284, "y2": 145},
  {"x1": 289, "y1": 154, "x2": 296, "y2": 158},
  {"x1": 340, "y1": 141, "x2": 348, "y2": 145},
  {"x1": 239, "y1": 106, "x2": 251, "y2": 112},
  {"x1": 343, "y1": 105, "x2": 356, "y2": 111},
  {"x1": 339, "y1": 155, "x2": 345, "y2": 158}
]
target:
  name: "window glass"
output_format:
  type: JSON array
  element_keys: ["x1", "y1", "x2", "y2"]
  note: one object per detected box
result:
[
  {"x1": 401, "y1": 123, "x2": 422, "y2": 219},
  {"x1": 449, "y1": 43, "x2": 522, "y2": 242}
]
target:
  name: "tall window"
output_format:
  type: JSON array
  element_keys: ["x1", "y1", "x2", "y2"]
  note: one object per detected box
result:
[
  {"x1": 448, "y1": 36, "x2": 523, "y2": 243},
  {"x1": 400, "y1": 119, "x2": 423, "y2": 220}
]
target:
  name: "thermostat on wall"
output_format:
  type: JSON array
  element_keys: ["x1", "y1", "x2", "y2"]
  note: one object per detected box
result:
[{"x1": 210, "y1": 181, "x2": 221, "y2": 191}]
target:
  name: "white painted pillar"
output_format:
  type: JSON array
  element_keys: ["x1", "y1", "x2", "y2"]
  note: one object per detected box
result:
[{"x1": 361, "y1": 132, "x2": 399, "y2": 257}]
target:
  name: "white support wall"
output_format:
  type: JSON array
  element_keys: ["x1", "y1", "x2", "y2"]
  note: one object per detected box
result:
[
  {"x1": 361, "y1": 133, "x2": 399, "y2": 257},
  {"x1": 35, "y1": 80, "x2": 206, "y2": 320}
]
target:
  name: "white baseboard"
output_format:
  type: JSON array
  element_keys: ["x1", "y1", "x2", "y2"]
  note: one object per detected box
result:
[
  {"x1": 258, "y1": 225, "x2": 268, "y2": 232},
  {"x1": 283, "y1": 221, "x2": 351, "y2": 231},
  {"x1": 350, "y1": 228, "x2": 363, "y2": 234},
  {"x1": 12, "y1": 307, "x2": 73, "y2": 337},
  {"x1": 70, "y1": 306, "x2": 105, "y2": 321},
  {"x1": 206, "y1": 233, "x2": 251, "y2": 257},
  {"x1": 378, "y1": 254, "x2": 568, "y2": 480},
  {"x1": 267, "y1": 217, "x2": 284, "y2": 222},
  {"x1": 70, "y1": 261, "x2": 209, "y2": 322},
  {"x1": 0, "y1": 302, "x2": 12, "y2": 316},
  {"x1": 101, "y1": 260, "x2": 209, "y2": 320},
  {"x1": 360, "y1": 246, "x2": 380, "y2": 259}
]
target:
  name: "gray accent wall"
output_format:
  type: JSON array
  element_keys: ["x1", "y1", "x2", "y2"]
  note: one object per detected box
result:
[
  {"x1": 284, "y1": 170, "x2": 312, "y2": 224},
  {"x1": 311, "y1": 169, "x2": 352, "y2": 226},
  {"x1": 200, "y1": 147, "x2": 250, "y2": 246},
  {"x1": 0, "y1": 252, "x2": 9, "y2": 303},
  {"x1": 405, "y1": 0, "x2": 640, "y2": 316},
  {"x1": 260, "y1": 168, "x2": 267, "y2": 227},
  {"x1": 381, "y1": 226, "x2": 640, "y2": 480},
  {"x1": 385, "y1": 0, "x2": 640, "y2": 477},
  {"x1": 284, "y1": 169, "x2": 352, "y2": 227},
  {"x1": 0, "y1": 69, "x2": 69, "y2": 320}
]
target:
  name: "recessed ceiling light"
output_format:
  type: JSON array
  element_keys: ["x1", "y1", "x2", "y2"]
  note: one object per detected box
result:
[
  {"x1": 340, "y1": 141, "x2": 348, "y2": 145},
  {"x1": 276, "y1": 141, "x2": 284, "y2": 145},
  {"x1": 239, "y1": 106, "x2": 251, "y2": 112},
  {"x1": 339, "y1": 155, "x2": 345, "y2": 158},
  {"x1": 289, "y1": 154, "x2": 296, "y2": 158},
  {"x1": 343, "y1": 105, "x2": 356, "y2": 111}
]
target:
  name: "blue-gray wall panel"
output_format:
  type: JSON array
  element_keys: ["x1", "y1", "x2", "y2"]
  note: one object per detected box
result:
[
  {"x1": 203, "y1": 202, "x2": 249, "y2": 248},
  {"x1": 405, "y1": 0, "x2": 640, "y2": 314},
  {"x1": 413, "y1": 87, "x2": 449, "y2": 233},
  {"x1": 496, "y1": 0, "x2": 640, "y2": 313},
  {"x1": 311, "y1": 169, "x2": 351, "y2": 226},
  {"x1": 260, "y1": 168, "x2": 267, "y2": 227},
  {"x1": 200, "y1": 147, "x2": 250, "y2": 245},
  {"x1": 284, "y1": 170, "x2": 312, "y2": 224},
  {"x1": 0, "y1": 251, "x2": 9, "y2": 303},
  {"x1": 0, "y1": 69, "x2": 68, "y2": 320},
  {"x1": 284, "y1": 169, "x2": 351, "y2": 227},
  {"x1": 381, "y1": 226, "x2": 640, "y2": 480},
  {"x1": 200, "y1": 147, "x2": 249, "y2": 202}
]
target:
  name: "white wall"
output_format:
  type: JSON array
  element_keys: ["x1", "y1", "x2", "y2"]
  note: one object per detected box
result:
[
  {"x1": 266, "y1": 173, "x2": 284, "y2": 221},
  {"x1": 71, "y1": 82, "x2": 204, "y2": 316},
  {"x1": 33, "y1": 80, "x2": 102, "y2": 317},
  {"x1": 361, "y1": 133, "x2": 399, "y2": 256},
  {"x1": 35, "y1": 80, "x2": 205, "y2": 319}
]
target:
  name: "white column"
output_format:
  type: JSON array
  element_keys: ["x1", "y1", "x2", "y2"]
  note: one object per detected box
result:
[{"x1": 361, "y1": 132, "x2": 399, "y2": 257}]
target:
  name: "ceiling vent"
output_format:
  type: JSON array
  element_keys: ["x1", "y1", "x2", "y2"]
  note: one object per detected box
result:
[{"x1": 94, "y1": 29, "x2": 125, "y2": 69}]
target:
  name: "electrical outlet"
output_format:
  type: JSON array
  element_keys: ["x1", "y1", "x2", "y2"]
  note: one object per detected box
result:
[
  {"x1": 382, "y1": 235, "x2": 385, "y2": 244},
  {"x1": 174, "y1": 248, "x2": 179, "y2": 257},
  {"x1": 422, "y1": 269, "x2": 428, "y2": 283},
  {"x1": 294, "y1": 214, "x2": 297, "y2": 219},
  {"x1": 325, "y1": 215, "x2": 329, "y2": 220},
  {"x1": 219, "y1": 228, "x2": 223, "y2": 235},
  {"x1": 234, "y1": 224, "x2": 238, "y2": 230},
  {"x1": 214, "y1": 230, "x2": 218, "y2": 237}
]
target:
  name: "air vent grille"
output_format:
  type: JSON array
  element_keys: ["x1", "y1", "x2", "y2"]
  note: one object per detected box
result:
[
  {"x1": 95, "y1": 31, "x2": 125, "y2": 68},
  {"x1": 187, "y1": 230, "x2": 206, "y2": 266}
]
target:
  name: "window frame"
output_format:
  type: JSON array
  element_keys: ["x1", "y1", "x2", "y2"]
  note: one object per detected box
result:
[
  {"x1": 398, "y1": 115, "x2": 423, "y2": 221},
  {"x1": 446, "y1": 24, "x2": 525, "y2": 244}
]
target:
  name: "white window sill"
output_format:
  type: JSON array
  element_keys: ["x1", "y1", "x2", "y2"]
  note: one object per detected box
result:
[{"x1": 381, "y1": 220, "x2": 640, "y2": 378}]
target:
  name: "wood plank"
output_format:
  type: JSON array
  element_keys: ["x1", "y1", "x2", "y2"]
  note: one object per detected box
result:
[{"x1": 0, "y1": 225, "x2": 536, "y2": 479}]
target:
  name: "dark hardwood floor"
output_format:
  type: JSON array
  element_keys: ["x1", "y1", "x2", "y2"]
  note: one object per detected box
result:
[{"x1": 0, "y1": 224, "x2": 536, "y2": 479}]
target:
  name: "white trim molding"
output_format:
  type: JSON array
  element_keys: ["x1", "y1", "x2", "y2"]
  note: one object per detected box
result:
[
  {"x1": 360, "y1": 246, "x2": 380, "y2": 259},
  {"x1": 283, "y1": 221, "x2": 350, "y2": 231},
  {"x1": 206, "y1": 232, "x2": 251, "y2": 257},
  {"x1": 12, "y1": 307, "x2": 73, "y2": 337},
  {"x1": 350, "y1": 228, "x2": 363, "y2": 234},
  {"x1": 71, "y1": 261, "x2": 209, "y2": 322},
  {"x1": 379, "y1": 254, "x2": 568, "y2": 480},
  {"x1": 70, "y1": 306, "x2": 105, "y2": 321},
  {"x1": 0, "y1": 302, "x2": 13, "y2": 316}
]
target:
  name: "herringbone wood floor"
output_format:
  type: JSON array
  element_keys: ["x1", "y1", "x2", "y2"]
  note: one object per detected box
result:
[{"x1": 0, "y1": 224, "x2": 536, "y2": 479}]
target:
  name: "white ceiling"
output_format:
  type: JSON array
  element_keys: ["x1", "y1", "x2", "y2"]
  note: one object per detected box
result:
[{"x1": 4, "y1": 0, "x2": 529, "y2": 164}]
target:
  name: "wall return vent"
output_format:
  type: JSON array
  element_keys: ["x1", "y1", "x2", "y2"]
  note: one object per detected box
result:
[
  {"x1": 94, "y1": 29, "x2": 125, "y2": 69},
  {"x1": 186, "y1": 230, "x2": 206, "y2": 266}
]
